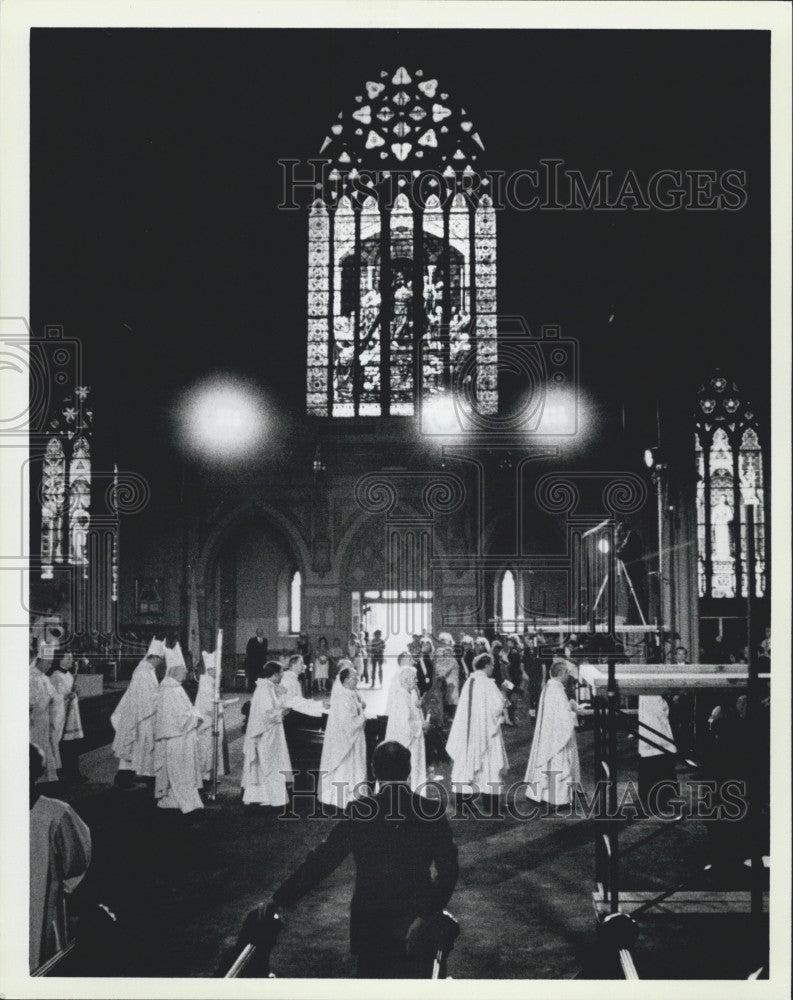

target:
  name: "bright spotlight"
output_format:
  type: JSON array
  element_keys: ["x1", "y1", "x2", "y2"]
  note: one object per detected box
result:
[
  {"x1": 644, "y1": 448, "x2": 655, "y2": 468},
  {"x1": 421, "y1": 392, "x2": 462, "y2": 437},
  {"x1": 535, "y1": 387, "x2": 580, "y2": 436},
  {"x1": 598, "y1": 537, "x2": 610, "y2": 554},
  {"x1": 177, "y1": 375, "x2": 267, "y2": 461}
]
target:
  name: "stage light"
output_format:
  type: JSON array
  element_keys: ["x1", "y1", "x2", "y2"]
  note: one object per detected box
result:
[
  {"x1": 421, "y1": 392, "x2": 463, "y2": 437},
  {"x1": 598, "y1": 537, "x2": 610, "y2": 554},
  {"x1": 644, "y1": 448, "x2": 654, "y2": 469},
  {"x1": 177, "y1": 375, "x2": 268, "y2": 462}
]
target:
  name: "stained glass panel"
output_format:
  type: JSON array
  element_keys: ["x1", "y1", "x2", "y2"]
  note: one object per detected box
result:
[
  {"x1": 306, "y1": 200, "x2": 330, "y2": 415},
  {"x1": 69, "y1": 435, "x2": 91, "y2": 576},
  {"x1": 358, "y1": 197, "x2": 382, "y2": 415},
  {"x1": 474, "y1": 195, "x2": 497, "y2": 414},
  {"x1": 332, "y1": 197, "x2": 356, "y2": 416},
  {"x1": 390, "y1": 193, "x2": 414, "y2": 415},
  {"x1": 41, "y1": 437, "x2": 66, "y2": 580},
  {"x1": 739, "y1": 427, "x2": 765, "y2": 597}
]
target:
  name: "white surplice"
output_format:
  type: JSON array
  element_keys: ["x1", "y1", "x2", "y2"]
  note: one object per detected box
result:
[
  {"x1": 29, "y1": 795, "x2": 91, "y2": 971},
  {"x1": 384, "y1": 668, "x2": 427, "y2": 792},
  {"x1": 318, "y1": 678, "x2": 367, "y2": 809},
  {"x1": 524, "y1": 676, "x2": 581, "y2": 805},
  {"x1": 241, "y1": 677, "x2": 293, "y2": 806},
  {"x1": 446, "y1": 671, "x2": 509, "y2": 796},
  {"x1": 153, "y1": 676, "x2": 204, "y2": 813},
  {"x1": 29, "y1": 664, "x2": 61, "y2": 781},
  {"x1": 49, "y1": 669, "x2": 84, "y2": 741},
  {"x1": 110, "y1": 657, "x2": 158, "y2": 776},
  {"x1": 280, "y1": 669, "x2": 324, "y2": 716}
]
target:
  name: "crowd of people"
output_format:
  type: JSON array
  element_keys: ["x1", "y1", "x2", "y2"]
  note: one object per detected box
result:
[{"x1": 28, "y1": 621, "x2": 771, "y2": 976}]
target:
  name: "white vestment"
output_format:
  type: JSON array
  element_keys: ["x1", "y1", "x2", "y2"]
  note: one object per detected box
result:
[
  {"x1": 195, "y1": 673, "x2": 226, "y2": 780},
  {"x1": 153, "y1": 676, "x2": 203, "y2": 813},
  {"x1": 111, "y1": 658, "x2": 158, "y2": 776},
  {"x1": 241, "y1": 677, "x2": 293, "y2": 805},
  {"x1": 281, "y1": 669, "x2": 324, "y2": 716},
  {"x1": 29, "y1": 795, "x2": 91, "y2": 971},
  {"x1": 446, "y1": 671, "x2": 509, "y2": 796},
  {"x1": 524, "y1": 676, "x2": 581, "y2": 805},
  {"x1": 385, "y1": 669, "x2": 427, "y2": 792},
  {"x1": 638, "y1": 696, "x2": 676, "y2": 758},
  {"x1": 318, "y1": 679, "x2": 367, "y2": 809},
  {"x1": 29, "y1": 665, "x2": 61, "y2": 781},
  {"x1": 49, "y1": 670, "x2": 84, "y2": 741}
]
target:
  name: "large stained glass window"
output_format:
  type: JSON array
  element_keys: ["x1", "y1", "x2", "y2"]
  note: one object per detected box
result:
[
  {"x1": 695, "y1": 371, "x2": 766, "y2": 599},
  {"x1": 307, "y1": 67, "x2": 496, "y2": 418}
]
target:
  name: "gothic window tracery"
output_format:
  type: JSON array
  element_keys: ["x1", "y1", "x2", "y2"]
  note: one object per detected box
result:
[
  {"x1": 695, "y1": 371, "x2": 766, "y2": 598},
  {"x1": 306, "y1": 66, "x2": 497, "y2": 417}
]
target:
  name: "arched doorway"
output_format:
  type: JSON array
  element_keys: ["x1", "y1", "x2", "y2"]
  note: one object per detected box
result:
[{"x1": 204, "y1": 515, "x2": 305, "y2": 681}]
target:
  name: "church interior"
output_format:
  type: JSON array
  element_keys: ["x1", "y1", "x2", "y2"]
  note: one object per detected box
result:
[{"x1": 20, "y1": 27, "x2": 778, "y2": 984}]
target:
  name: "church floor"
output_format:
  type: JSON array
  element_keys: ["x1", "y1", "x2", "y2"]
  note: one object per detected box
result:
[{"x1": 47, "y1": 703, "x2": 768, "y2": 980}]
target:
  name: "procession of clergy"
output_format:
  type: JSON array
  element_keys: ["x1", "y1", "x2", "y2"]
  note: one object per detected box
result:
[{"x1": 98, "y1": 632, "x2": 587, "y2": 815}]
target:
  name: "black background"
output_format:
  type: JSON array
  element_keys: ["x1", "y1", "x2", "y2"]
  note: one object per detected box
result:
[{"x1": 30, "y1": 29, "x2": 770, "y2": 465}]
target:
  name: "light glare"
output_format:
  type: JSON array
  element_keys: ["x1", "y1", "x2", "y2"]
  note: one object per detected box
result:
[{"x1": 178, "y1": 376, "x2": 267, "y2": 461}]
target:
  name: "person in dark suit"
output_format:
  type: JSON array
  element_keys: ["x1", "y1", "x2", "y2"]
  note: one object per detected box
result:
[
  {"x1": 270, "y1": 741, "x2": 459, "y2": 978},
  {"x1": 245, "y1": 629, "x2": 268, "y2": 692}
]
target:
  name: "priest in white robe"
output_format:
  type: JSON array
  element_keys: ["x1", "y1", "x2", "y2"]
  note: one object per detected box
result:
[
  {"x1": 384, "y1": 661, "x2": 428, "y2": 792},
  {"x1": 318, "y1": 663, "x2": 368, "y2": 811},
  {"x1": 241, "y1": 660, "x2": 293, "y2": 807},
  {"x1": 196, "y1": 648, "x2": 225, "y2": 781},
  {"x1": 29, "y1": 647, "x2": 61, "y2": 783},
  {"x1": 524, "y1": 659, "x2": 581, "y2": 806},
  {"x1": 446, "y1": 653, "x2": 509, "y2": 799},
  {"x1": 49, "y1": 653, "x2": 85, "y2": 781},
  {"x1": 29, "y1": 744, "x2": 92, "y2": 972},
  {"x1": 111, "y1": 637, "x2": 164, "y2": 784},
  {"x1": 153, "y1": 653, "x2": 203, "y2": 814},
  {"x1": 281, "y1": 654, "x2": 325, "y2": 719}
]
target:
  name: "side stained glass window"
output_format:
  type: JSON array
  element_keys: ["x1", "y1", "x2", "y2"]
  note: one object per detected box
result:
[{"x1": 694, "y1": 371, "x2": 766, "y2": 599}]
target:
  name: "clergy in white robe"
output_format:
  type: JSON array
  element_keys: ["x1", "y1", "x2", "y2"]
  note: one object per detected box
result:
[
  {"x1": 241, "y1": 661, "x2": 293, "y2": 806},
  {"x1": 49, "y1": 657, "x2": 85, "y2": 781},
  {"x1": 29, "y1": 744, "x2": 91, "y2": 972},
  {"x1": 49, "y1": 658, "x2": 84, "y2": 742},
  {"x1": 524, "y1": 660, "x2": 581, "y2": 806},
  {"x1": 318, "y1": 664, "x2": 368, "y2": 810},
  {"x1": 111, "y1": 637, "x2": 164, "y2": 779},
  {"x1": 153, "y1": 660, "x2": 203, "y2": 813},
  {"x1": 196, "y1": 649, "x2": 225, "y2": 781},
  {"x1": 446, "y1": 653, "x2": 509, "y2": 797},
  {"x1": 384, "y1": 662, "x2": 428, "y2": 792},
  {"x1": 281, "y1": 655, "x2": 325, "y2": 718},
  {"x1": 29, "y1": 656, "x2": 61, "y2": 782}
]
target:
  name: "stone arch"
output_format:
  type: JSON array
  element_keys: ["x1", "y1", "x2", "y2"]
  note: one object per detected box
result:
[{"x1": 196, "y1": 499, "x2": 311, "y2": 595}]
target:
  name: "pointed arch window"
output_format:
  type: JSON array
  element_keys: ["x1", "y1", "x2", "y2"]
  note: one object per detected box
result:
[
  {"x1": 501, "y1": 569, "x2": 517, "y2": 629},
  {"x1": 306, "y1": 66, "x2": 497, "y2": 418},
  {"x1": 289, "y1": 569, "x2": 302, "y2": 634},
  {"x1": 695, "y1": 371, "x2": 766, "y2": 598}
]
